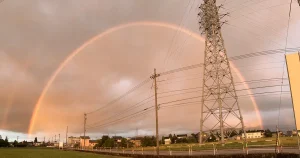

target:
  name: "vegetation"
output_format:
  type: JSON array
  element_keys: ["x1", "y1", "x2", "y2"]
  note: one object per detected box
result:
[
  {"x1": 0, "y1": 148, "x2": 125, "y2": 158},
  {"x1": 0, "y1": 135, "x2": 10, "y2": 147}
]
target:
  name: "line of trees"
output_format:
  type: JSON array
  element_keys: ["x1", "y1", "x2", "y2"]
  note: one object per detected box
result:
[
  {"x1": 162, "y1": 133, "x2": 198, "y2": 144},
  {"x1": 0, "y1": 135, "x2": 10, "y2": 147},
  {"x1": 94, "y1": 135, "x2": 132, "y2": 148}
]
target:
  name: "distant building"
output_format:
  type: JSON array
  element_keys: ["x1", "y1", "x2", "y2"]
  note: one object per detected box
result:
[
  {"x1": 112, "y1": 136, "x2": 122, "y2": 143},
  {"x1": 177, "y1": 134, "x2": 188, "y2": 139},
  {"x1": 89, "y1": 140, "x2": 98, "y2": 147},
  {"x1": 80, "y1": 136, "x2": 90, "y2": 147},
  {"x1": 130, "y1": 137, "x2": 143, "y2": 147},
  {"x1": 67, "y1": 136, "x2": 80, "y2": 147},
  {"x1": 242, "y1": 132, "x2": 263, "y2": 139},
  {"x1": 164, "y1": 137, "x2": 171, "y2": 145},
  {"x1": 34, "y1": 142, "x2": 42, "y2": 146},
  {"x1": 287, "y1": 130, "x2": 300, "y2": 137}
]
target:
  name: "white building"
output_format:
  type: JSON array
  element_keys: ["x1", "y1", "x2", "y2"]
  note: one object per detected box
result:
[
  {"x1": 164, "y1": 138, "x2": 171, "y2": 145},
  {"x1": 242, "y1": 132, "x2": 263, "y2": 139},
  {"x1": 67, "y1": 136, "x2": 80, "y2": 147}
]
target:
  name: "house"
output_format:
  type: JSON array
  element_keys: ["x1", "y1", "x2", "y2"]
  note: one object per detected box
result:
[
  {"x1": 129, "y1": 137, "x2": 143, "y2": 147},
  {"x1": 53, "y1": 142, "x2": 59, "y2": 147},
  {"x1": 89, "y1": 140, "x2": 98, "y2": 147},
  {"x1": 242, "y1": 132, "x2": 263, "y2": 139},
  {"x1": 164, "y1": 137, "x2": 171, "y2": 145},
  {"x1": 80, "y1": 136, "x2": 90, "y2": 147},
  {"x1": 34, "y1": 142, "x2": 42, "y2": 146},
  {"x1": 287, "y1": 130, "x2": 300, "y2": 137},
  {"x1": 67, "y1": 136, "x2": 80, "y2": 147},
  {"x1": 27, "y1": 142, "x2": 34, "y2": 146},
  {"x1": 177, "y1": 134, "x2": 188, "y2": 139},
  {"x1": 112, "y1": 136, "x2": 123, "y2": 143}
]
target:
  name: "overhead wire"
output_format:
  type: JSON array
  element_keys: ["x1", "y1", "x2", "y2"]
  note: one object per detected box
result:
[
  {"x1": 87, "y1": 90, "x2": 291, "y2": 130},
  {"x1": 86, "y1": 77, "x2": 151, "y2": 115},
  {"x1": 163, "y1": 0, "x2": 193, "y2": 69}
]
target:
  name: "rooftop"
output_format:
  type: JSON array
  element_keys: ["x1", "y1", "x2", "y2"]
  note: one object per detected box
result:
[{"x1": 80, "y1": 136, "x2": 90, "y2": 139}]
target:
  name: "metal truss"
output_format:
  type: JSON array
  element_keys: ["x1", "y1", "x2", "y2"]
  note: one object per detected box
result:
[{"x1": 198, "y1": 0, "x2": 246, "y2": 144}]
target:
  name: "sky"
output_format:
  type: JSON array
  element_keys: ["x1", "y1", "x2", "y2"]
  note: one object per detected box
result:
[{"x1": 0, "y1": 0, "x2": 300, "y2": 142}]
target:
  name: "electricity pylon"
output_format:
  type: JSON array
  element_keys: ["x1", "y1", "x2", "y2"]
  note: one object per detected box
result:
[{"x1": 198, "y1": 0, "x2": 246, "y2": 144}]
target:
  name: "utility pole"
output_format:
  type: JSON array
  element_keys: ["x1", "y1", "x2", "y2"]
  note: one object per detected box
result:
[
  {"x1": 44, "y1": 137, "x2": 45, "y2": 143},
  {"x1": 83, "y1": 113, "x2": 87, "y2": 149},
  {"x1": 150, "y1": 68, "x2": 160, "y2": 156},
  {"x1": 17, "y1": 136, "x2": 19, "y2": 142},
  {"x1": 55, "y1": 135, "x2": 56, "y2": 142},
  {"x1": 66, "y1": 126, "x2": 68, "y2": 145},
  {"x1": 275, "y1": 126, "x2": 280, "y2": 153},
  {"x1": 198, "y1": 0, "x2": 246, "y2": 145},
  {"x1": 59, "y1": 134, "x2": 60, "y2": 143}
]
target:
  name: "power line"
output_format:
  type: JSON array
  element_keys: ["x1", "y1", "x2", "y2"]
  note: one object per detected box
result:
[
  {"x1": 86, "y1": 106, "x2": 155, "y2": 129},
  {"x1": 163, "y1": 0, "x2": 193, "y2": 68},
  {"x1": 86, "y1": 77, "x2": 151, "y2": 115},
  {"x1": 86, "y1": 90, "x2": 291, "y2": 130},
  {"x1": 157, "y1": 77, "x2": 288, "y2": 94},
  {"x1": 87, "y1": 95, "x2": 154, "y2": 127}
]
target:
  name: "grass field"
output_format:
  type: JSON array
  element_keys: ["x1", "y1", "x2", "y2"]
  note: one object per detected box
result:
[
  {"x1": 116, "y1": 137, "x2": 299, "y2": 151},
  {"x1": 0, "y1": 148, "x2": 125, "y2": 158}
]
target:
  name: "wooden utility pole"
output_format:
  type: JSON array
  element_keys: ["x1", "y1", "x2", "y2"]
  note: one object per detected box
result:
[
  {"x1": 66, "y1": 126, "x2": 68, "y2": 145},
  {"x1": 275, "y1": 125, "x2": 280, "y2": 153},
  {"x1": 84, "y1": 113, "x2": 87, "y2": 149},
  {"x1": 151, "y1": 68, "x2": 160, "y2": 156}
]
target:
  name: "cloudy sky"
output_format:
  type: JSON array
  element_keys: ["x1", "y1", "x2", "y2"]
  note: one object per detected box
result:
[{"x1": 0, "y1": 0, "x2": 300, "y2": 141}]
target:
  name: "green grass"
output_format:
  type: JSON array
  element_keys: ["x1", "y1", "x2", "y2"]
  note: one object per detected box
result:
[
  {"x1": 0, "y1": 148, "x2": 126, "y2": 158},
  {"x1": 120, "y1": 137, "x2": 300, "y2": 151}
]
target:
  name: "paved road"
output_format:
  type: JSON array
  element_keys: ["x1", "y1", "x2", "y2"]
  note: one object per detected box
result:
[{"x1": 85, "y1": 147, "x2": 300, "y2": 156}]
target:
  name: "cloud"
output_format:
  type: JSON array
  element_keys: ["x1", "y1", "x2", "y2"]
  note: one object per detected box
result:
[{"x1": 0, "y1": 0, "x2": 299, "y2": 139}]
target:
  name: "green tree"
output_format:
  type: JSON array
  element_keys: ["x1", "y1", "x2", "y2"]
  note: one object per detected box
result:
[
  {"x1": 187, "y1": 136, "x2": 197, "y2": 143},
  {"x1": 161, "y1": 136, "x2": 165, "y2": 144},
  {"x1": 120, "y1": 138, "x2": 127, "y2": 148},
  {"x1": 34, "y1": 137, "x2": 38, "y2": 143},
  {"x1": 5, "y1": 136, "x2": 9, "y2": 147},
  {"x1": 168, "y1": 134, "x2": 173, "y2": 144},
  {"x1": 100, "y1": 135, "x2": 109, "y2": 147},
  {"x1": 13, "y1": 140, "x2": 18, "y2": 147},
  {"x1": 207, "y1": 134, "x2": 217, "y2": 142},
  {"x1": 104, "y1": 138, "x2": 114, "y2": 147},
  {"x1": 264, "y1": 129, "x2": 273, "y2": 137},
  {"x1": 172, "y1": 134, "x2": 177, "y2": 144}
]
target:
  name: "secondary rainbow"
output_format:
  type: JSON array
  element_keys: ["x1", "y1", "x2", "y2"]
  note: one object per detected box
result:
[{"x1": 28, "y1": 21, "x2": 263, "y2": 135}]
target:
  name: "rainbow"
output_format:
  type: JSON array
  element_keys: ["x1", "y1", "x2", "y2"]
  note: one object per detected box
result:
[{"x1": 28, "y1": 21, "x2": 263, "y2": 135}]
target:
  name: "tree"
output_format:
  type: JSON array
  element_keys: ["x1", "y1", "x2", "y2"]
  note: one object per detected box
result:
[
  {"x1": 100, "y1": 135, "x2": 109, "y2": 147},
  {"x1": 172, "y1": 134, "x2": 177, "y2": 144},
  {"x1": 168, "y1": 134, "x2": 173, "y2": 144},
  {"x1": 207, "y1": 134, "x2": 217, "y2": 142},
  {"x1": 264, "y1": 129, "x2": 273, "y2": 137},
  {"x1": 191, "y1": 133, "x2": 198, "y2": 143},
  {"x1": 161, "y1": 136, "x2": 165, "y2": 144},
  {"x1": 187, "y1": 136, "x2": 197, "y2": 143},
  {"x1": 13, "y1": 140, "x2": 18, "y2": 147},
  {"x1": 103, "y1": 138, "x2": 114, "y2": 147},
  {"x1": 5, "y1": 136, "x2": 9, "y2": 147},
  {"x1": 120, "y1": 138, "x2": 127, "y2": 148},
  {"x1": 34, "y1": 137, "x2": 38, "y2": 143}
]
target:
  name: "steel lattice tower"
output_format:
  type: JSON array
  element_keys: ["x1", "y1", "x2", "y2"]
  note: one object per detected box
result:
[{"x1": 198, "y1": 0, "x2": 246, "y2": 144}]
